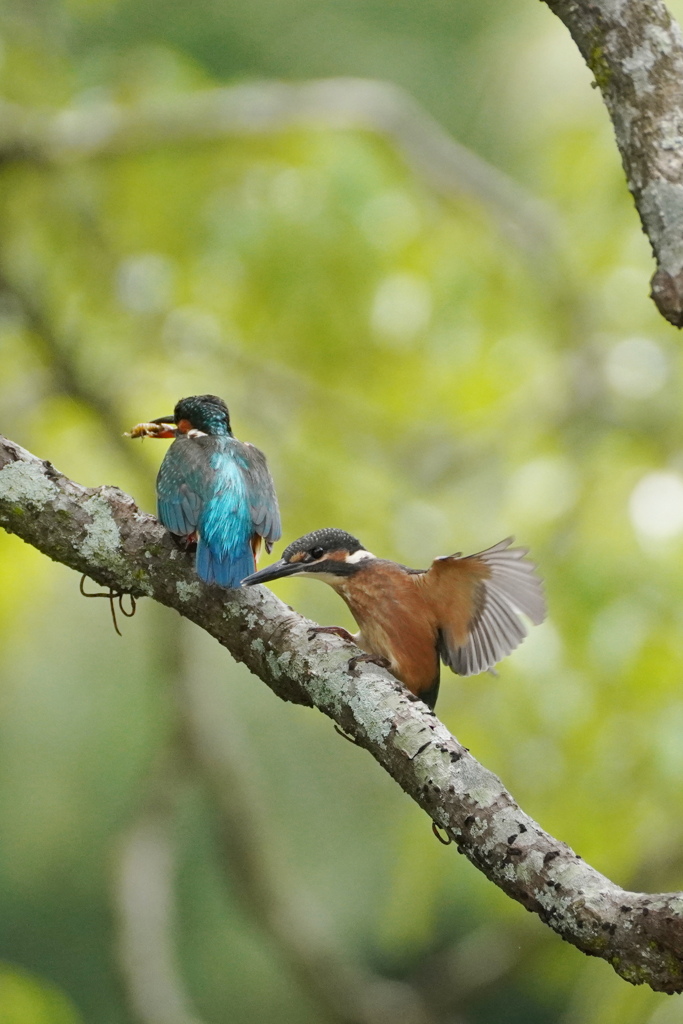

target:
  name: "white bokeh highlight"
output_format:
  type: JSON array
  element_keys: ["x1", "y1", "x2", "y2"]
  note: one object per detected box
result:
[
  {"x1": 117, "y1": 253, "x2": 175, "y2": 314},
  {"x1": 604, "y1": 336, "x2": 668, "y2": 399},
  {"x1": 629, "y1": 471, "x2": 683, "y2": 541},
  {"x1": 507, "y1": 455, "x2": 579, "y2": 525},
  {"x1": 371, "y1": 273, "x2": 432, "y2": 347}
]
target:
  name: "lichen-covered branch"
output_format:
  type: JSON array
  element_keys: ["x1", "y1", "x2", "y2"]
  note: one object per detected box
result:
[
  {"x1": 542, "y1": 0, "x2": 683, "y2": 326},
  {"x1": 2, "y1": 433, "x2": 683, "y2": 993}
]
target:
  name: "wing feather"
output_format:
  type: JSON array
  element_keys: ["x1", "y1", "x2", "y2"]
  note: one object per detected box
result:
[
  {"x1": 479, "y1": 592, "x2": 517, "y2": 651},
  {"x1": 156, "y1": 439, "x2": 213, "y2": 536},
  {"x1": 426, "y1": 537, "x2": 545, "y2": 677},
  {"x1": 155, "y1": 435, "x2": 280, "y2": 587},
  {"x1": 242, "y1": 443, "x2": 282, "y2": 547},
  {"x1": 157, "y1": 437, "x2": 281, "y2": 546}
]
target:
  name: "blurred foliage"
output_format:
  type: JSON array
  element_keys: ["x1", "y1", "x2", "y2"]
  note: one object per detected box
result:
[
  {"x1": 2, "y1": 0, "x2": 683, "y2": 1022},
  {"x1": 0, "y1": 964, "x2": 82, "y2": 1024}
]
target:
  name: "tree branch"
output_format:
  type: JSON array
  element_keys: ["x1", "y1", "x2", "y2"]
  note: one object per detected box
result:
[
  {"x1": 0, "y1": 264, "x2": 137, "y2": 471},
  {"x1": 0, "y1": 79, "x2": 557, "y2": 268},
  {"x1": 113, "y1": 744, "x2": 206, "y2": 1024},
  {"x1": 542, "y1": 0, "x2": 683, "y2": 326},
  {"x1": 2, "y1": 434, "x2": 683, "y2": 993}
]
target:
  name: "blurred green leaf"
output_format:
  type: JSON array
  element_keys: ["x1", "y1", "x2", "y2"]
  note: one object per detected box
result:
[{"x1": 0, "y1": 965, "x2": 82, "y2": 1024}]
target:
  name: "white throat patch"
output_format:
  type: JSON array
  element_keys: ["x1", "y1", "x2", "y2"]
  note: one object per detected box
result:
[{"x1": 346, "y1": 549, "x2": 376, "y2": 564}]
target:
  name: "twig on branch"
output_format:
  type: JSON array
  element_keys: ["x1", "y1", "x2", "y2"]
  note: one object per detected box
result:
[
  {"x1": 2, "y1": 434, "x2": 683, "y2": 994},
  {"x1": 542, "y1": 0, "x2": 683, "y2": 326}
]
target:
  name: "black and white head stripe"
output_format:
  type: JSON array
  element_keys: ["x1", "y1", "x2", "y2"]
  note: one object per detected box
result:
[
  {"x1": 282, "y1": 528, "x2": 365, "y2": 562},
  {"x1": 241, "y1": 528, "x2": 372, "y2": 586}
]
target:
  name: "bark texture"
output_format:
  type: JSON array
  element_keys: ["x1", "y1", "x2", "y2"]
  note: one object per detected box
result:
[
  {"x1": 2, "y1": 434, "x2": 683, "y2": 993},
  {"x1": 543, "y1": 0, "x2": 683, "y2": 325}
]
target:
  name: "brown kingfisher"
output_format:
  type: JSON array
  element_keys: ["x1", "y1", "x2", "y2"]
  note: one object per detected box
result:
[
  {"x1": 242, "y1": 528, "x2": 546, "y2": 709},
  {"x1": 129, "y1": 394, "x2": 281, "y2": 588}
]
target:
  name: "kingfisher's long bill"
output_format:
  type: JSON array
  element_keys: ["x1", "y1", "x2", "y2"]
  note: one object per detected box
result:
[
  {"x1": 242, "y1": 528, "x2": 546, "y2": 709},
  {"x1": 138, "y1": 394, "x2": 281, "y2": 588}
]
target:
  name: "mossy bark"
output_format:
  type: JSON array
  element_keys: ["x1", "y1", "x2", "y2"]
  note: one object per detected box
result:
[{"x1": 544, "y1": 0, "x2": 683, "y2": 326}]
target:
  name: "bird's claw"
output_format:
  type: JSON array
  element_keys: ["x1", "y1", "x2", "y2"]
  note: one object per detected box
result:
[
  {"x1": 307, "y1": 625, "x2": 355, "y2": 643},
  {"x1": 348, "y1": 653, "x2": 391, "y2": 675},
  {"x1": 170, "y1": 532, "x2": 198, "y2": 553}
]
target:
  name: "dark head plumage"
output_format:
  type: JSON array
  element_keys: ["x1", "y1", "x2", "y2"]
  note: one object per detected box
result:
[
  {"x1": 282, "y1": 528, "x2": 365, "y2": 563},
  {"x1": 241, "y1": 528, "x2": 372, "y2": 586},
  {"x1": 173, "y1": 395, "x2": 232, "y2": 436}
]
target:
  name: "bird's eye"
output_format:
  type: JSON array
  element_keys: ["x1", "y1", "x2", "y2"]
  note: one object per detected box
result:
[{"x1": 310, "y1": 547, "x2": 324, "y2": 560}]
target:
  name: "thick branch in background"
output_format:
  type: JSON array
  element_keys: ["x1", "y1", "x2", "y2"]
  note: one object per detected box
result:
[
  {"x1": 3, "y1": 436, "x2": 683, "y2": 994},
  {"x1": 114, "y1": 747, "x2": 204, "y2": 1024},
  {"x1": 0, "y1": 79, "x2": 560, "y2": 281},
  {"x1": 0, "y1": 266, "x2": 138, "y2": 470},
  {"x1": 543, "y1": 0, "x2": 683, "y2": 327}
]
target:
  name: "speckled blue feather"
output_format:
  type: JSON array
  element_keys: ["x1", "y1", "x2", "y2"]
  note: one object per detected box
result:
[{"x1": 157, "y1": 433, "x2": 280, "y2": 588}]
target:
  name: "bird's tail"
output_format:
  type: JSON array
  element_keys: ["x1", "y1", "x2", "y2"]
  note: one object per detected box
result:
[{"x1": 196, "y1": 538, "x2": 255, "y2": 589}]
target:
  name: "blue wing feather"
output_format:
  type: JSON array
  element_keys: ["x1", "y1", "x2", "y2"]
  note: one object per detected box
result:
[
  {"x1": 195, "y1": 448, "x2": 253, "y2": 587},
  {"x1": 243, "y1": 442, "x2": 281, "y2": 547}
]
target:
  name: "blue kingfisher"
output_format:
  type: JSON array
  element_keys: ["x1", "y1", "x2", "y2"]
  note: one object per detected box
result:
[{"x1": 131, "y1": 394, "x2": 281, "y2": 588}]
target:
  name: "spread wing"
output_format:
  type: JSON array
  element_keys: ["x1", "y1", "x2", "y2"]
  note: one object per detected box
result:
[
  {"x1": 242, "y1": 442, "x2": 281, "y2": 550},
  {"x1": 425, "y1": 538, "x2": 546, "y2": 677}
]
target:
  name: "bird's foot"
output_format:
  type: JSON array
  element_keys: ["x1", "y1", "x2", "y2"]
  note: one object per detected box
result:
[
  {"x1": 171, "y1": 532, "x2": 198, "y2": 553},
  {"x1": 348, "y1": 653, "x2": 391, "y2": 675},
  {"x1": 307, "y1": 625, "x2": 356, "y2": 644}
]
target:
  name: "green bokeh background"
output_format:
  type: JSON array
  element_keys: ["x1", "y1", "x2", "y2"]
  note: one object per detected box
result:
[{"x1": 2, "y1": 1, "x2": 683, "y2": 1022}]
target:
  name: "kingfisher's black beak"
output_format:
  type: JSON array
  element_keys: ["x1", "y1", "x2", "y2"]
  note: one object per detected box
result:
[
  {"x1": 151, "y1": 414, "x2": 176, "y2": 425},
  {"x1": 241, "y1": 560, "x2": 307, "y2": 586}
]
